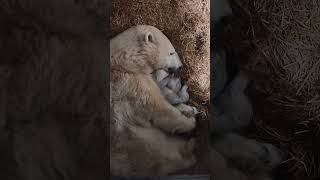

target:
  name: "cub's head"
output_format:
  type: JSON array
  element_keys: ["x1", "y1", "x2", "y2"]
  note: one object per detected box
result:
[{"x1": 111, "y1": 25, "x2": 182, "y2": 74}]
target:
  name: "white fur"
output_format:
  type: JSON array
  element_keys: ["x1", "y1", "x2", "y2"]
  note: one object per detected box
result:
[
  {"x1": 209, "y1": 133, "x2": 282, "y2": 180},
  {"x1": 111, "y1": 25, "x2": 196, "y2": 178},
  {"x1": 152, "y1": 69, "x2": 198, "y2": 118},
  {"x1": 152, "y1": 69, "x2": 191, "y2": 105}
]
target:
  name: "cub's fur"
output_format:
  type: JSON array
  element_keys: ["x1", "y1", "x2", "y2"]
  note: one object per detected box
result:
[{"x1": 110, "y1": 25, "x2": 196, "y2": 177}]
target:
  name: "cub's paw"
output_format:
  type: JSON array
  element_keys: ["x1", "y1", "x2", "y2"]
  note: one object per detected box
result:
[
  {"x1": 162, "y1": 87, "x2": 182, "y2": 105},
  {"x1": 177, "y1": 84, "x2": 189, "y2": 103},
  {"x1": 152, "y1": 69, "x2": 170, "y2": 88},
  {"x1": 157, "y1": 76, "x2": 171, "y2": 89},
  {"x1": 152, "y1": 69, "x2": 169, "y2": 82},
  {"x1": 176, "y1": 104, "x2": 198, "y2": 117},
  {"x1": 167, "y1": 77, "x2": 182, "y2": 93}
]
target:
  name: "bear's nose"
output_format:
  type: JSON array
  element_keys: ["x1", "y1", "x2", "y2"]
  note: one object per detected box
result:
[{"x1": 168, "y1": 66, "x2": 182, "y2": 76}]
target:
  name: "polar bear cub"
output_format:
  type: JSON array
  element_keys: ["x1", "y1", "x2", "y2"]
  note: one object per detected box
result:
[
  {"x1": 152, "y1": 69, "x2": 198, "y2": 117},
  {"x1": 152, "y1": 69, "x2": 189, "y2": 105},
  {"x1": 110, "y1": 25, "x2": 197, "y2": 178}
]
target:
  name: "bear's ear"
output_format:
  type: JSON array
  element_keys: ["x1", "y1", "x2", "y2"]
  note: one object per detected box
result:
[{"x1": 144, "y1": 32, "x2": 154, "y2": 43}]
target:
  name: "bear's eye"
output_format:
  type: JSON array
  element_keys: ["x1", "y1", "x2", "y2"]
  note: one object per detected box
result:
[{"x1": 170, "y1": 52, "x2": 175, "y2": 56}]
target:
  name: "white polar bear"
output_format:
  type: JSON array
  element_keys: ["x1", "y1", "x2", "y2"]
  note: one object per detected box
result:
[
  {"x1": 110, "y1": 25, "x2": 197, "y2": 178},
  {"x1": 209, "y1": 47, "x2": 282, "y2": 180},
  {"x1": 207, "y1": 132, "x2": 283, "y2": 180}
]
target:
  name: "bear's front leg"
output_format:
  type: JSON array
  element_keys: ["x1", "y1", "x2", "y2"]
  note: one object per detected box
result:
[
  {"x1": 176, "y1": 103, "x2": 198, "y2": 118},
  {"x1": 149, "y1": 95, "x2": 197, "y2": 134}
]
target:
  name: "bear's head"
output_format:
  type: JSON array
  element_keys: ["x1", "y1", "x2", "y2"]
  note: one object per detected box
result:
[{"x1": 111, "y1": 25, "x2": 182, "y2": 74}]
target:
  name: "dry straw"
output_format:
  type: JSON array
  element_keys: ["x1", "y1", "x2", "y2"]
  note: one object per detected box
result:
[{"x1": 237, "y1": 0, "x2": 320, "y2": 178}]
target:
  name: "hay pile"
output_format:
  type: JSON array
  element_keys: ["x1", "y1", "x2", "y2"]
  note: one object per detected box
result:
[
  {"x1": 234, "y1": 0, "x2": 320, "y2": 179},
  {"x1": 110, "y1": 0, "x2": 210, "y2": 118}
]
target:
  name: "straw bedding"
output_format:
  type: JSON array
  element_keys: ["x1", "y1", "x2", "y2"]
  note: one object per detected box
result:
[{"x1": 231, "y1": 0, "x2": 320, "y2": 179}]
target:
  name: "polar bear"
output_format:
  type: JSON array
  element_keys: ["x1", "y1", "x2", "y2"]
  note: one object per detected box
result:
[
  {"x1": 110, "y1": 25, "x2": 197, "y2": 178},
  {"x1": 207, "y1": 133, "x2": 283, "y2": 180}
]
